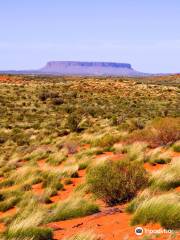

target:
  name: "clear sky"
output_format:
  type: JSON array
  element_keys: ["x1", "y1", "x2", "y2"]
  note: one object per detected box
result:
[{"x1": 0, "y1": 0, "x2": 180, "y2": 73}]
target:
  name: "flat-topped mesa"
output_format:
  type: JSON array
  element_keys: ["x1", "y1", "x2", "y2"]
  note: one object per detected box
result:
[
  {"x1": 40, "y1": 61, "x2": 140, "y2": 76},
  {"x1": 44, "y1": 61, "x2": 132, "y2": 69}
]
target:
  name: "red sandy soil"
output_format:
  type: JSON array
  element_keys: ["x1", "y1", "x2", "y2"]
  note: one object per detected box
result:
[
  {"x1": 0, "y1": 148, "x2": 179, "y2": 239},
  {"x1": 170, "y1": 151, "x2": 180, "y2": 158},
  {"x1": 96, "y1": 152, "x2": 124, "y2": 162},
  {"x1": 32, "y1": 183, "x2": 44, "y2": 195},
  {"x1": 0, "y1": 208, "x2": 17, "y2": 232},
  {"x1": 50, "y1": 169, "x2": 85, "y2": 203},
  {"x1": 144, "y1": 163, "x2": 165, "y2": 172},
  {"x1": 49, "y1": 208, "x2": 173, "y2": 240},
  {"x1": 0, "y1": 75, "x2": 24, "y2": 84},
  {"x1": 47, "y1": 151, "x2": 179, "y2": 240},
  {"x1": 176, "y1": 186, "x2": 180, "y2": 192}
]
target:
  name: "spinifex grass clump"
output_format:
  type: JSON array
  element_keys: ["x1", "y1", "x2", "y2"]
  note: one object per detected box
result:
[
  {"x1": 3, "y1": 197, "x2": 53, "y2": 240},
  {"x1": 63, "y1": 231, "x2": 101, "y2": 240},
  {"x1": 149, "y1": 158, "x2": 180, "y2": 190},
  {"x1": 87, "y1": 160, "x2": 148, "y2": 206},
  {"x1": 130, "y1": 193, "x2": 180, "y2": 229},
  {"x1": 47, "y1": 196, "x2": 99, "y2": 222},
  {"x1": 145, "y1": 147, "x2": 171, "y2": 165},
  {"x1": 173, "y1": 140, "x2": 180, "y2": 152}
]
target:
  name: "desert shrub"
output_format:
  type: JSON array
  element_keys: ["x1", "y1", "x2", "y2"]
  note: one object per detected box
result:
[
  {"x1": 91, "y1": 133, "x2": 121, "y2": 148},
  {"x1": 66, "y1": 113, "x2": 81, "y2": 132},
  {"x1": 51, "y1": 97, "x2": 64, "y2": 105},
  {"x1": 11, "y1": 132, "x2": 30, "y2": 146},
  {"x1": 39, "y1": 91, "x2": 59, "y2": 101},
  {"x1": 0, "y1": 131, "x2": 9, "y2": 144},
  {"x1": 131, "y1": 193, "x2": 180, "y2": 229},
  {"x1": 130, "y1": 117, "x2": 180, "y2": 147},
  {"x1": 120, "y1": 118, "x2": 145, "y2": 132},
  {"x1": 65, "y1": 142, "x2": 78, "y2": 154},
  {"x1": 87, "y1": 160, "x2": 148, "y2": 206},
  {"x1": 47, "y1": 196, "x2": 99, "y2": 222}
]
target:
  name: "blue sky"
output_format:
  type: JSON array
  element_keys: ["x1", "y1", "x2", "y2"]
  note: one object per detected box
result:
[{"x1": 0, "y1": 0, "x2": 180, "y2": 73}]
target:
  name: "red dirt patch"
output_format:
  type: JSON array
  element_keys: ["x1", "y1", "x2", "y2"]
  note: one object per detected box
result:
[
  {"x1": 32, "y1": 183, "x2": 44, "y2": 195},
  {"x1": 0, "y1": 75, "x2": 24, "y2": 84},
  {"x1": 50, "y1": 169, "x2": 86, "y2": 203},
  {"x1": 96, "y1": 152, "x2": 124, "y2": 162},
  {"x1": 0, "y1": 207, "x2": 17, "y2": 232},
  {"x1": 144, "y1": 163, "x2": 165, "y2": 173},
  {"x1": 49, "y1": 206, "x2": 174, "y2": 240}
]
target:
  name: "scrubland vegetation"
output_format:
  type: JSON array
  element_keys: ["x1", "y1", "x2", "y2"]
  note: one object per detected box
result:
[{"x1": 0, "y1": 75, "x2": 179, "y2": 239}]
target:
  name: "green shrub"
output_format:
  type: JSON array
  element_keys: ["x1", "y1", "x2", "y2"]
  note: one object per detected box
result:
[{"x1": 87, "y1": 160, "x2": 148, "y2": 206}]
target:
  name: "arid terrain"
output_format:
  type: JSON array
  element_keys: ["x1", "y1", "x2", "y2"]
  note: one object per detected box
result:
[{"x1": 0, "y1": 74, "x2": 179, "y2": 240}]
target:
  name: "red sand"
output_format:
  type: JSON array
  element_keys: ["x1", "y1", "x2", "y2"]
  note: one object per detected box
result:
[
  {"x1": 49, "y1": 208, "x2": 174, "y2": 240},
  {"x1": 0, "y1": 208, "x2": 17, "y2": 232},
  {"x1": 0, "y1": 76, "x2": 24, "y2": 84},
  {"x1": 144, "y1": 163, "x2": 165, "y2": 172},
  {"x1": 0, "y1": 146, "x2": 179, "y2": 239},
  {"x1": 50, "y1": 169, "x2": 85, "y2": 203},
  {"x1": 32, "y1": 183, "x2": 44, "y2": 195}
]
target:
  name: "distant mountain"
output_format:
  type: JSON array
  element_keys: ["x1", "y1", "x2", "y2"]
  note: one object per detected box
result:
[
  {"x1": 40, "y1": 61, "x2": 149, "y2": 76},
  {"x1": 0, "y1": 61, "x2": 150, "y2": 76}
]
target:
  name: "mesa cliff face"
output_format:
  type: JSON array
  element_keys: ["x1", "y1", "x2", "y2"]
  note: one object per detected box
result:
[{"x1": 40, "y1": 61, "x2": 146, "y2": 76}]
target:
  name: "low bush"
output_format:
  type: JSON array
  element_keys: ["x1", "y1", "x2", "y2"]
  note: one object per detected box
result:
[
  {"x1": 51, "y1": 97, "x2": 64, "y2": 105},
  {"x1": 87, "y1": 160, "x2": 148, "y2": 206},
  {"x1": 66, "y1": 113, "x2": 81, "y2": 132},
  {"x1": 130, "y1": 117, "x2": 180, "y2": 147},
  {"x1": 91, "y1": 133, "x2": 121, "y2": 148}
]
